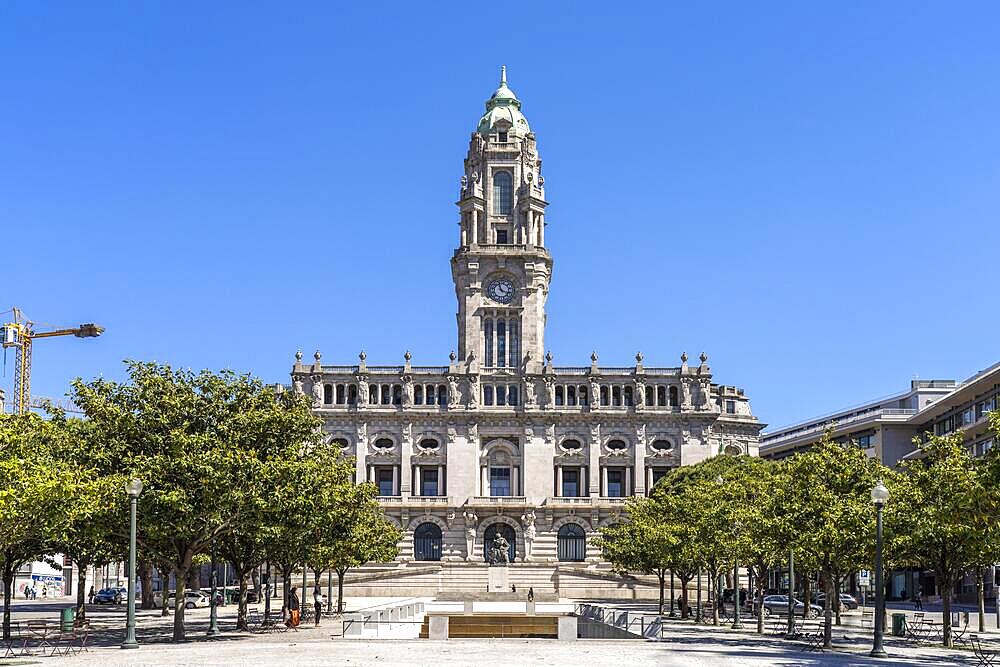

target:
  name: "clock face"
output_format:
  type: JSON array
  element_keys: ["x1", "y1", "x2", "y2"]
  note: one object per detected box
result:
[{"x1": 487, "y1": 279, "x2": 515, "y2": 304}]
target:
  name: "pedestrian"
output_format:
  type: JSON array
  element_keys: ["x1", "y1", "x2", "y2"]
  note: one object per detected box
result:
[
  {"x1": 313, "y1": 585, "x2": 323, "y2": 627},
  {"x1": 88, "y1": 586, "x2": 95, "y2": 605},
  {"x1": 913, "y1": 588, "x2": 923, "y2": 611},
  {"x1": 23, "y1": 585, "x2": 30, "y2": 600},
  {"x1": 527, "y1": 587, "x2": 534, "y2": 602},
  {"x1": 286, "y1": 587, "x2": 301, "y2": 628},
  {"x1": 511, "y1": 584, "x2": 517, "y2": 593}
]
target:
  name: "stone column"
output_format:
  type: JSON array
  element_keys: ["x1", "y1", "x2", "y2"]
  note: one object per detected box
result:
[
  {"x1": 601, "y1": 467, "x2": 608, "y2": 498},
  {"x1": 557, "y1": 466, "x2": 564, "y2": 498},
  {"x1": 400, "y1": 426, "x2": 412, "y2": 497},
  {"x1": 391, "y1": 466, "x2": 399, "y2": 496},
  {"x1": 437, "y1": 465, "x2": 444, "y2": 496},
  {"x1": 481, "y1": 466, "x2": 489, "y2": 496}
]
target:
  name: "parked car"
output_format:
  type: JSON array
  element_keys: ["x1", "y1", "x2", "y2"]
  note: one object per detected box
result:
[
  {"x1": 93, "y1": 587, "x2": 126, "y2": 604},
  {"x1": 814, "y1": 593, "x2": 859, "y2": 610},
  {"x1": 757, "y1": 595, "x2": 823, "y2": 617},
  {"x1": 155, "y1": 591, "x2": 211, "y2": 609}
]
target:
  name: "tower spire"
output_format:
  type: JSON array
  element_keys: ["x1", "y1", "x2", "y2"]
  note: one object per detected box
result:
[{"x1": 500, "y1": 64, "x2": 507, "y2": 85}]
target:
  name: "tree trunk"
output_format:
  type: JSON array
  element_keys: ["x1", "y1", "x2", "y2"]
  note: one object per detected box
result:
[
  {"x1": 237, "y1": 571, "x2": 250, "y2": 631},
  {"x1": 755, "y1": 563, "x2": 766, "y2": 634},
  {"x1": 942, "y1": 577, "x2": 953, "y2": 648},
  {"x1": 282, "y1": 564, "x2": 292, "y2": 621},
  {"x1": 173, "y1": 564, "x2": 189, "y2": 642},
  {"x1": 822, "y1": 570, "x2": 833, "y2": 648},
  {"x1": 711, "y1": 568, "x2": 720, "y2": 626},
  {"x1": 657, "y1": 571, "x2": 665, "y2": 616},
  {"x1": 2, "y1": 562, "x2": 14, "y2": 642},
  {"x1": 139, "y1": 561, "x2": 154, "y2": 610},
  {"x1": 76, "y1": 560, "x2": 89, "y2": 622},
  {"x1": 159, "y1": 563, "x2": 171, "y2": 616},
  {"x1": 977, "y1": 567, "x2": 986, "y2": 633},
  {"x1": 679, "y1": 574, "x2": 692, "y2": 619},
  {"x1": 337, "y1": 569, "x2": 346, "y2": 614},
  {"x1": 802, "y1": 576, "x2": 812, "y2": 619},
  {"x1": 834, "y1": 572, "x2": 842, "y2": 626}
]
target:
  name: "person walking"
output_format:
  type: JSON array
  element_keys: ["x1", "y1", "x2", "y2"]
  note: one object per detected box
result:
[
  {"x1": 313, "y1": 585, "x2": 323, "y2": 627},
  {"x1": 527, "y1": 587, "x2": 534, "y2": 602},
  {"x1": 88, "y1": 586, "x2": 95, "y2": 605},
  {"x1": 286, "y1": 587, "x2": 301, "y2": 628}
]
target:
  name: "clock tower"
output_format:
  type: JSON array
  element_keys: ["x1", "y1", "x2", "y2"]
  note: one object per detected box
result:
[{"x1": 451, "y1": 67, "x2": 551, "y2": 375}]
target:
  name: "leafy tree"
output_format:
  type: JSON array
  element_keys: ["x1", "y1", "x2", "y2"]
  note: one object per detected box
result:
[
  {"x1": 70, "y1": 361, "x2": 323, "y2": 641},
  {"x1": 0, "y1": 413, "x2": 88, "y2": 640},
  {"x1": 784, "y1": 438, "x2": 885, "y2": 648},
  {"x1": 597, "y1": 496, "x2": 678, "y2": 615},
  {"x1": 899, "y1": 431, "x2": 994, "y2": 647}
]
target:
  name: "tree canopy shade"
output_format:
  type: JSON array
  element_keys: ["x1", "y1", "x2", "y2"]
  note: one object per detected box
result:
[
  {"x1": 70, "y1": 361, "x2": 325, "y2": 641},
  {"x1": 0, "y1": 412, "x2": 99, "y2": 640}
]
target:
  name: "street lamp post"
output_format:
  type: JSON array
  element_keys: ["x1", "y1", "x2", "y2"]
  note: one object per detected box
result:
[
  {"x1": 669, "y1": 570, "x2": 676, "y2": 618},
  {"x1": 732, "y1": 519, "x2": 744, "y2": 630},
  {"x1": 208, "y1": 539, "x2": 220, "y2": 636},
  {"x1": 121, "y1": 478, "x2": 143, "y2": 650},
  {"x1": 870, "y1": 480, "x2": 890, "y2": 659}
]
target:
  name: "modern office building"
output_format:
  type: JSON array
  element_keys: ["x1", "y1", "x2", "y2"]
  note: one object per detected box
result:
[
  {"x1": 287, "y1": 69, "x2": 763, "y2": 596},
  {"x1": 761, "y1": 361, "x2": 1000, "y2": 602}
]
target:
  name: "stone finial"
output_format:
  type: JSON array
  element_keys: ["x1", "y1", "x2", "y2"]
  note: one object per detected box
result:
[
  {"x1": 700, "y1": 352, "x2": 708, "y2": 364},
  {"x1": 545, "y1": 351, "x2": 553, "y2": 364},
  {"x1": 681, "y1": 352, "x2": 688, "y2": 363},
  {"x1": 359, "y1": 350, "x2": 367, "y2": 362},
  {"x1": 314, "y1": 349, "x2": 321, "y2": 362},
  {"x1": 449, "y1": 350, "x2": 457, "y2": 362},
  {"x1": 591, "y1": 351, "x2": 599, "y2": 363},
  {"x1": 295, "y1": 349, "x2": 303, "y2": 363},
  {"x1": 636, "y1": 351, "x2": 643, "y2": 363},
  {"x1": 500, "y1": 64, "x2": 507, "y2": 85},
  {"x1": 404, "y1": 350, "x2": 412, "y2": 361}
]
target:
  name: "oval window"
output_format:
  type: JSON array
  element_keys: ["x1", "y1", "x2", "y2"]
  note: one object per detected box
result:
[
  {"x1": 374, "y1": 437, "x2": 394, "y2": 451},
  {"x1": 606, "y1": 439, "x2": 627, "y2": 452},
  {"x1": 651, "y1": 439, "x2": 672, "y2": 452},
  {"x1": 561, "y1": 439, "x2": 582, "y2": 452},
  {"x1": 420, "y1": 438, "x2": 440, "y2": 451}
]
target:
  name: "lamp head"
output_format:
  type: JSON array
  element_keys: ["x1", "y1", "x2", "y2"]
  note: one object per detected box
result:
[
  {"x1": 126, "y1": 478, "x2": 143, "y2": 498},
  {"x1": 870, "y1": 479, "x2": 889, "y2": 506}
]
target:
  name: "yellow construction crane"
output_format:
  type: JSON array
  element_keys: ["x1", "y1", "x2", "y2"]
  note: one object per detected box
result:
[{"x1": 1, "y1": 307, "x2": 104, "y2": 415}]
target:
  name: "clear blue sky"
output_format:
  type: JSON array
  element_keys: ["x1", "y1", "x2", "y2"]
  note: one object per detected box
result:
[{"x1": 3, "y1": 2, "x2": 999, "y2": 430}]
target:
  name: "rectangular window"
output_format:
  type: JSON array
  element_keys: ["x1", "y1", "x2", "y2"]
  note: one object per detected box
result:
[
  {"x1": 484, "y1": 385, "x2": 494, "y2": 406},
  {"x1": 856, "y1": 434, "x2": 875, "y2": 448},
  {"x1": 562, "y1": 468, "x2": 579, "y2": 498},
  {"x1": 490, "y1": 467, "x2": 511, "y2": 496},
  {"x1": 726, "y1": 400, "x2": 736, "y2": 414},
  {"x1": 484, "y1": 319, "x2": 494, "y2": 367},
  {"x1": 498, "y1": 131, "x2": 508, "y2": 143},
  {"x1": 606, "y1": 469, "x2": 624, "y2": 498},
  {"x1": 507, "y1": 386, "x2": 518, "y2": 406},
  {"x1": 496, "y1": 385, "x2": 507, "y2": 405},
  {"x1": 497, "y1": 319, "x2": 506, "y2": 365},
  {"x1": 508, "y1": 319, "x2": 519, "y2": 367},
  {"x1": 650, "y1": 468, "x2": 669, "y2": 488},
  {"x1": 420, "y1": 468, "x2": 439, "y2": 497},
  {"x1": 496, "y1": 229, "x2": 509, "y2": 244},
  {"x1": 376, "y1": 467, "x2": 395, "y2": 497}
]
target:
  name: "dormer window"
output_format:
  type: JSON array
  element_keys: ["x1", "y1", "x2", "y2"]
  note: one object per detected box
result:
[{"x1": 498, "y1": 131, "x2": 508, "y2": 143}]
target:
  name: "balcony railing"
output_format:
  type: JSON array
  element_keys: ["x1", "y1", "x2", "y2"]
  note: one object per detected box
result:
[
  {"x1": 468, "y1": 496, "x2": 528, "y2": 506},
  {"x1": 376, "y1": 496, "x2": 403, "y2": 504},
  {"x1": 409, "y1": 496, "x2": 451, "y2": 505},
  {"x1": 762, "y1": 408, "x2": 918, "y2": 448},
  {"x1": 547, "y1": 496, "x2": 593, "y2": 506}
]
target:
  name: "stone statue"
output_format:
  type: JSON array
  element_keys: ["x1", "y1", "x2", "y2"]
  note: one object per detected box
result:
[
  {"x1": 467, "y1": 375, "x2": 480, "y2": 409},
  {"x1": 311, "y1": 376, "x2": 323, "y2": 407},
  {"x1": 544, "y1": 376, "x2": 555, "y2": 407},
  {"x1": 681, "y1": 377, "x2": 692, "y2": 409},
  {"x1": 634, "y1": 382, "x2": 646, "y2": 412},
  {"x1": 293, "y1": 375, "x2": 304, "y2": 395},
  {"x1": 488, "y1": 534, "x2": 511, "y2": 566},
  {"x1": 447, "y1": 376, "x2": 461, "y2": 408},
  {"x1": 464, "y1": 511, "x2": 478, "y2": 561},
  {"x1": 589, "y1": 379, "x2": 600, "y2": 409},
  {"x1": 521, "y1": 511, "x2": 536, "y2": 560},
  {"x1": 403, "y1": 376, "x2": 414, "y2": 407},
  {"x1": 524, "y1": 378, "x2": 536, "y2": 406},
  {"x1": 357, "y1": 379, "x2": 369, "y2": 405}
]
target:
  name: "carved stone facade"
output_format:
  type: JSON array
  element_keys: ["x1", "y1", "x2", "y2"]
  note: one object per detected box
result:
[{"x1": 291, "y1": 69, "x2": 763, "y2": 571}]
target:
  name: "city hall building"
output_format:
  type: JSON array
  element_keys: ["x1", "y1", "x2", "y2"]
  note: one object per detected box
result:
[{"x1": 289, "y1": 69, "x2": 764, "y2": 596}]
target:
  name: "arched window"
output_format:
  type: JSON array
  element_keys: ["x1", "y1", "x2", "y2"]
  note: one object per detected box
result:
[
  {"x1": 669, "y1": 386, "x2": 680, "y2": 407},
  {"x1": 369, "y1": 384, "x2": 378, "y2": 404},
  {"x1": 557, "y1": 524, "x2": 586, "y2": 562},
  {"x1": 555, "y1": 386, "x2": 564, "y2": 406},
  {"x1": 437, "y1": 385, "x2": 447, "y2": 406},
  {"x1": 414, "y1": 523, "x2": 443, "y2": 561},
  {"x1": 612, "y1": 386, "x2": 622, "y2": 406},
  {"x1": 347, "y1": 384, "x2": 357, "y2": 405},
  {"x1": 579, "y1": 386, "x2": 588, "y2": 406},
  {"x1": 392, "y1": 385, "x2": 402, "y2": 405},
  {"x1": 645, "y1": 387, "x2": 654, "y2": 406},
  {"x1": 323, "y1": 384, "x2": 333, "y2": 405},
  {"x1": 657, "y1": 386, "x2": 667, "y2": 407},
  {"x1": 484, "y1": 319, "x2": 494, "y2": 367},
  {"x1": 567, "y1": 385, "x2": 576, "y2": 406},
  {"x1": 414, "y1": 385, "x2": 424, "y2": 405},
  {"x1": 600, "y1": 386, "x2": 610, "y2": 406},
  {"x1": 381, "y1": 384, "x2": 391, "y2": 405},
  {"x1": 493, "y1": 171, "x2": 513, "y2": 215},
  {"x1": 425, "y1": 385, "x2": 435, "y2": 405},
  {"x1": 336, "y1": 384, "x2": 346, "y2": 404},
  {"x1": 483, "y1": 523, "x2": 516, "y2": 563},
  {"x1": 623, "y1": 386, "x2": 633, "y2": 406}
]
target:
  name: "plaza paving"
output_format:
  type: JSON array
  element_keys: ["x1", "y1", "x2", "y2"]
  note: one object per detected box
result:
[{"x1": 1, "y1": 597, "x2": 991, "y2": 667}]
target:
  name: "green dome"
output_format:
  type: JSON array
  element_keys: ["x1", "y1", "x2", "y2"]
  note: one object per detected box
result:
[{"x1": 476, "y1": 66, "x2": 531, "y2": 137}]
